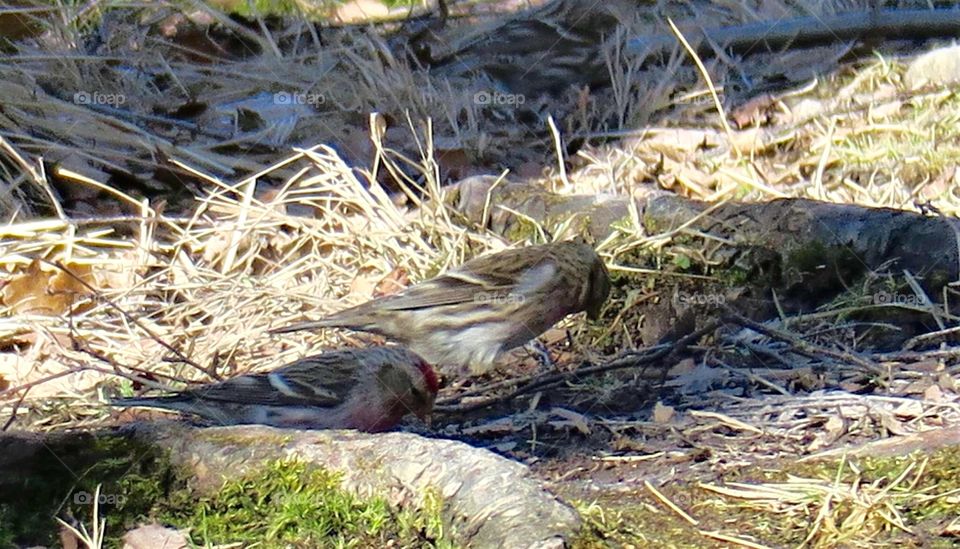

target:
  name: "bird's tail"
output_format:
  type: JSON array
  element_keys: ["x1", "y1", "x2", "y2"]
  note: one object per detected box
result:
[
  {"x1": 268, "y1": 318, "x2": 339, "y2": 335},
  {"x1": 269, "y1": 307, "x2": 380, "y2": 335},
  {"x1": 111, "y1": 395, "x2": 240, "y2": 425},
  {"x1": 110, "y1": 395, "x2": 186, "y2": 410}
]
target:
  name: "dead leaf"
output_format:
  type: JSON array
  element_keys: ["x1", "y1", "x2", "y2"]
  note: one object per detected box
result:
[
  {"x1": 550, "y1": 407, "x2": 591, "y2": 435},
  {"x1": 880, "y1": 411, "x2": 913, "y2": 436},
  {"x1": 348, "y1": 271, "x2": 379, "y2": 301},
  {"x1": 373, "y1": 267, "x2": 409, "y2": 298},
  {"x1": 902, "y1": 379, "x2": 933, "y2": 395},
  {"x1": 666, "y1": 358, "x2": 695, "y2": 378},
  {"x1": 924, "y1": 384, "x2": 945, "y2": 403},
  {"x1": 893, "y1": 399, "x2": 924, "y2": 420},
  {"x1": 731, "y1": 93, "x2": 776, "y2": 128},
  {"x1": 59, "y1": 523, "x2": 80, "y2": 549},
  {"x1": 943, "y1": 516, "x2": 960, "y2": 537},
  {"x1": 0, "y1": 352, "x2": 99, "y2": 400},
  {"x1": 122, "y1": 523, "x2": 189, "y2": 549},
  {"x1": 938, "y1": 372, "x2": 956, "y2": 393},
  {"x1": 1, "y1": 259, "x2": 96, "y2": 316},
  {"x1": 808, "y1": 415, "x2": 847, "y2": 452},
  {"x1": 652, "y1": 401, "x2": 675, "y2": 423}
]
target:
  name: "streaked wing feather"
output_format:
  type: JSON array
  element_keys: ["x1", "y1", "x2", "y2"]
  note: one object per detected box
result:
[
  {"x1": 183, "y1": 353, "x2": 358, "y2": 407},
  {"x1": 180, "y1": 375, "x2": 326, "y2": 407},
  {"x1": 358, "y1": 247, "x2": 555, "y2": 312}
]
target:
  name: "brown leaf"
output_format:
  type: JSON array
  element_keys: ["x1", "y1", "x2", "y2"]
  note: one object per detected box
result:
[
  {"x1": 59, "y1": 523, "x2": 80, "y2": 549},
  {"x1": 880, "y1": 411, "x2": 912, "y2": 436},
  {"x1": 1, "y1": 260, "x2": 96, "y2": 316},
  {"x1": 943, "y1": 516, "x2": 960, "y2": 537},
  {"x1": 924, "y1": 383, "x2": 945, "y2": 403},
  {"x1": 893, "y1": 400, "x2": 924, "y2": 420},
  {"x1": 938, "y1": 372, "x2": 957, "y2": 393},
  {"x1": 731, "y1": 93, "x2": 776, "y2": 128},
  {"x1": 373, "y1": 267, "x2": 409, "y2": 298},
  {"x1": 550, "y1": 407, "x2": 591, "y2": 435},
  {"x1": 652, "y1": 401, "x2": 675, "y2": 423}
]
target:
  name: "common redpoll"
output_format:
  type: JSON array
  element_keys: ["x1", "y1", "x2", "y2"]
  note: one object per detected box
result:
[
  {"x1": 427, "y1": 0, "x2": 635, "y2": 97},
  {"x1": 111, "y1": 347, "x2": 439, "y2": 433},
  {"x1": 271, "y1": 240, "x2": 611, "y2": 376}
]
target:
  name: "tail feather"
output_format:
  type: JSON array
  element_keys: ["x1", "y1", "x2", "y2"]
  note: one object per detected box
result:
[
  {"x1": 111, "y1": 396, "x2": 162, "y2": 406},
  {"x1": 111, "y1": 395, "x2": 243, "y2": 425},
  {"x1": 110, "y1": 395, "x2": 191, "y2": 411},
  {"x1": 268, "y1": 318, "x2": 341, "y2": 334},
  {"x1": 269, "y1": 309, "x2": 380, "y2": 335}
]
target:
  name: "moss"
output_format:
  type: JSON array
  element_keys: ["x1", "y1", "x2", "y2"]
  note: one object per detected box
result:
[
  {"x1": 196, "y1": 427, "x2": 294, "y2": 448},
  {"x1": 0, "y1": 433, "x2": 454, "y2": 549},
  {"x1": 158, "y1": 458, "x2": 455, "y2": 549},
  {"x1": 783, "y1": 241, "x2": 864, "y2": 291}
]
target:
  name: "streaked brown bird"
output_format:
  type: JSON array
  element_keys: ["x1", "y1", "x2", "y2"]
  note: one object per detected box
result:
[
  {"x1": 425, "y1": 0, "x2": 637, "y2": 98},
  {"x1": 111, "y1": 346, "x2": 439, "y2": 433},
  {"x1": 271, "y1": 240, "x2": 611, "y2": 376}
]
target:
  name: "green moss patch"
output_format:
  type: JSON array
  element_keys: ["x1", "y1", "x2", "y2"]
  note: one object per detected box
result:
[
  {"x1": 0, "y1": 433, "x2": 454, "y2": 548},
  {"x1": 159, "y1": 458, "x2": 454, "y2": 548}
]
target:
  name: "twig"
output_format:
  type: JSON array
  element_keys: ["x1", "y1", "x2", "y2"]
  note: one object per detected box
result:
[
  {"x1": 645, "y1": 480, "x2": 699, "y2": 525},
  {"x1": 666, "y1": 18, "x2": 739, "y2": 157},
  {"x1": 2, "y1": 388, "x2": 30, "y2": 431},
  {"x1": 723, "y1": 311, "x2": 886, "y2": 376},
  {"x1": 626, "y1": 9, "x2": 960, "y2": 57},
  {"x1": 42, "y1": 259, "x2": 218, "y2": 380},
  {"x1": 0, "y1": 367, "x2": 86, "y2": 400},
  {"x1": 436, "y1": 321, "x2": 720, "y2": 414},
  {"x1": 73, "y1": 341, "x2": 197, "y2": 389}
]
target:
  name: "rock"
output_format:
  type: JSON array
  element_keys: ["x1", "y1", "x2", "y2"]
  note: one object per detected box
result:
[
  {"x1": 905, "y1": 44, "x2": 960, "y2": 89},
  {"x1": 132, "y1": 423, "x2": 581, "y2": 548},
  {"x1": 122, "y1": 523, "x2": 189, "y2": 549},
  {"x1": 0, "y1": 423, "x2": 581, "y2": 548}
]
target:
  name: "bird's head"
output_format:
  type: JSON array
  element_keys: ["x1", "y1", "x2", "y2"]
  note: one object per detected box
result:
[
  {"x1": 584, "y1": 250, "x2": 611, "y2": 320},
  {"x1": 377, "y1": 350, "x2": 440, "y2": 422}
]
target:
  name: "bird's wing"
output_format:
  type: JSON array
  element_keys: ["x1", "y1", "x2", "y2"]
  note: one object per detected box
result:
[
  {"x1": 369, "y1": 247, "x2": 556, "y2": 311},
  {"x1": 183, "y1": 354, "x2": 358, "y2": 407}
]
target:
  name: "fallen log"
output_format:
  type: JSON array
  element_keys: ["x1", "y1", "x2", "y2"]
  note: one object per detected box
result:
[{"x1": 0, "y1": 423, "x2": 580, "y2": 549}]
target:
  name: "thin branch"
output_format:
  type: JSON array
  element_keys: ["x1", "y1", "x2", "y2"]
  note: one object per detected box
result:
[{"x1": 43, "y1": 259, "x2": 219, "y2": 380}]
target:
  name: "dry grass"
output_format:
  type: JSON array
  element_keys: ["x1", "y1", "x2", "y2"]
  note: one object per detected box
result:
[
  {"x1": 0, "y1": 134, "x2": 515, "y2": 428},
  {"x1": 0, "y1": 0, "x2": 956, "y2": 426},
  {"x1": 3, "y1": 1, "x2": 960, "y2": 545}
]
